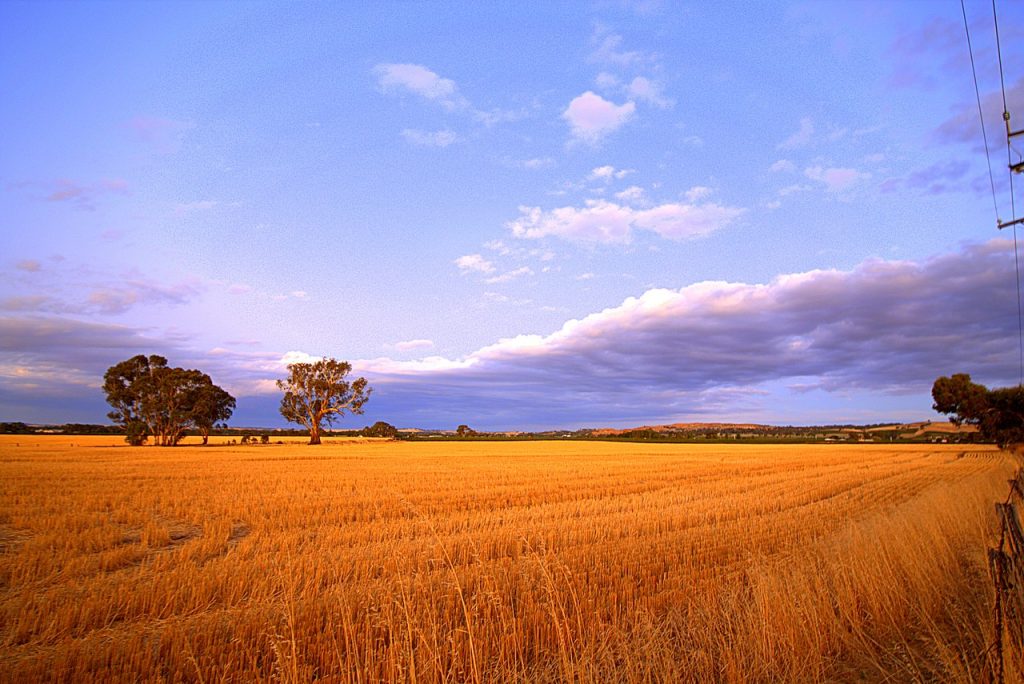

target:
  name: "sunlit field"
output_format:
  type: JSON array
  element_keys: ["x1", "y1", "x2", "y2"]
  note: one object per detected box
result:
[{"x1": 0, "y1": 437, "x2": 1014, "y2": 683}]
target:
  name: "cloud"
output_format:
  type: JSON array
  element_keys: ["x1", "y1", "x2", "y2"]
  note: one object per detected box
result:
[
  {"x1": 804, "y1": 165, "x2": 870, "y2": 192},
  {"x1": 173, "y1": 200, "x2": 220, "y2": 215},
  {"x1": 3, "y1": 242, "x2": 1021, "y2": 428},
  {"x1": 880, "y1": 160, "x2": 971, "y2": 196},
  {"x1": 588, "y1": 29, "x2": 648, "y2": 66},
  {"x1": 485, "y1": 266, "x2": 534, "y2": 284},
  {"x1": 626, "y1": 76, "x2": 672, "y2": 108},
  {"x1": 454, "y1": 254, "x2": 496, "y2": 274},
  {"x1": 588, "y1": 165, "x2": 633, "y2": 181},
  {"x1": 15, "y1": 260, "x2": 41, "y2": 272},
  {"x1": 770, "y1": 159, "x2": 796, "y2": 173},
  {"x1": 778, "y1": 117, "x2": 814, "y2": 150},
  {"x1": 506, "y1": 198, "x2": 744, "y2": 243},
  {"x1": 37, "y1": 178, "x2": 130, "y2": 211},
  {"x1": 392, "y1": 339, "x2": 435, "y2": 352},
  {"x1": 614, "y1": 185, "x2": 646, "y2": 203},
  {"x1": 1, "y1": 276, "x2": 202, "y2": 316},
  {"x1": 562, "y1": 92, "x2": 636, "y2": 144},
  {"x1": 932, "y1": 77, "x2": 1024, "y2": 152},
  {"x1": 683, "y1": 186, "x2": 712, "y2": 202},
  {"x1": 401, "y1": 129, "x2": 459, "y2": 147},
  {"x1": 346, "y1": 239, "x2": 1022, "y2": 428},
  {"x1": 516, "y1": 157, "x2": 555, "y2": 169},
  {"x1": 374, "y1": 63, "x2": 467, "y2": 110},
  {"x1": 85, "y1": 280, "x2": 203, "y2": 315}
]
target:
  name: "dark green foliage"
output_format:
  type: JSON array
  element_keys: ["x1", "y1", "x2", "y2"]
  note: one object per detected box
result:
[
  {"x1": 125, "y1": 420, "x2": 149, "y2": 446},
  {"x1": 102, "y1": 355, "x2": 235, "y2": 446},
  {"x1": 456, "y1": 424, "x2": 476, "y2": 437},
  {"x1": 932, "y1": 373, "x2": 1024, "y2": 447},
  {"x1": 192, "y1": 384, "x2": 236, "y2": 445},
  {"x1": 362, "y1": 421, "x2": 398, "y2": 438}
]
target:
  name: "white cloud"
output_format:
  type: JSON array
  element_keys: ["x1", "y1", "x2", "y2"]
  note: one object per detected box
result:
[
  {"x1": 684, "y1": 186, "x2": 712, "y2": 202},
  {"x1": 454, "y1": 254, "x2": 496, "y2": 274},
  {"x1": 401, "y1": 129, "x2": 459, "y2": 147},
  {"x1": 595, "y1": 72, "x2": 620, "y2": 89},
  {"x1": 506, "y1": 198, "x2": 744, "y2": 244},
  {"x1": 485, "y1": 266, "x2": 534, "y2": 284},
  {"x1": 626, "y1": 77, "x2": 672, "y2": 108},
  {"x1": 340, "y1": 239, "x2": 1020, "y2": 426},
  {"x1": 778, "y1": 117, "x2": 814, "y2": 150},
  {"x1": 589, "y1": 30, "x2": 647, "y2": 66},
  {"x1": 588, "y1": 165, "x2": 633, "y2": 181},
  {"x1": 615, "y1": 185, "x2": 646, "y2": 203},
  {"x1": 770, "y1": 159, "x2": 796, "y2": 173},
  {"x1": 804, "y1": 165, "x2": 871, "y2": 192},
  {"x1": 280, "y1": 350, "x2": 326, "y2": 367},
  {"x1": 392, "y1": 339, "x2": 435, "y2": 352},
  {"x1": 779, "y1": 184, "x2": 812, "y2": 196},
  {"x1": 562, "y1": 92, "x2": 636, "y2": 144},
  {"x1": 374, "y1": 63, "x2": 466, "y2": 109},
  {"x1": 518, "y1": 157, "x2": 555, "y2": 169}
]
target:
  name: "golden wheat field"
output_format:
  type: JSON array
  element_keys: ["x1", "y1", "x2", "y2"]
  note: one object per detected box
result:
[{"x1": 0, "y1": 436, "x2": 1016, "y2": 683}]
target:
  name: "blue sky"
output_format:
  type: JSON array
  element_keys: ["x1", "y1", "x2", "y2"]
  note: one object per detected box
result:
[{"x1": 2, "y1": 0, "x2": 1023, "y2": 430}]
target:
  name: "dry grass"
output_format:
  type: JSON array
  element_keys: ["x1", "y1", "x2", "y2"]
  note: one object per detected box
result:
[{"x1": 0, "y1": 436, "x2": 1014, "y2": 682}]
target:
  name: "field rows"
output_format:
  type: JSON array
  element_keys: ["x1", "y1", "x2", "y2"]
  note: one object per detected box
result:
[{"x1": 0, "y1": 438, "x2": 1013, "y2": 682}]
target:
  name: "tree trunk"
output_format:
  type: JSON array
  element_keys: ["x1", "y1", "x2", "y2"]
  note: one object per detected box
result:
[{"x1": 309, "y1": 423, "x2": 321, "y2": 445}]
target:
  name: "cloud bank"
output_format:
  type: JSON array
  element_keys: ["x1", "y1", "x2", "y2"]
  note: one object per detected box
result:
[{"x1": 1, "y1": 241, "x2": 1018, "y2": 428}]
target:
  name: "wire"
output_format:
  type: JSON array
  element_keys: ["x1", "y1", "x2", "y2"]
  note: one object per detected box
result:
[
  {"x1": 962, "y1": 0, "x2": 1000, "y2": 220},
  {"x1": 991, "y1": 0, "x2": 1024, "y2": 385},
  {"x1": 992, "y1": 0, "x2": 1017, "y2": 222}
]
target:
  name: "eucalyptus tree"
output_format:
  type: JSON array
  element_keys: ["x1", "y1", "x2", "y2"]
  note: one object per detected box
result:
[{"x1": 277, "y1": 358, "x2": 371, "y2": 445}]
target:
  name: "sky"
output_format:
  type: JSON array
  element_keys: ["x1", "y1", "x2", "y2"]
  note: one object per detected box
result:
[{"x1": 2, "y1": 0, "x2": 1024, "y2": 431}]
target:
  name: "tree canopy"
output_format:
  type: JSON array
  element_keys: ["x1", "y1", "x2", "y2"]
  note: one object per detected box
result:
[
  {"x1": 277, "y1": 358, "x2": 371, "y2": 444},
  {"x1": 103, "y1": 355, "x2": 235, "y2": 446},
  {"x1": 362, "y1": 421, "x2": 398, "y2": 438},
  {"x1": 932, "y1": 373, "x2": 1024, "y2": 447}
]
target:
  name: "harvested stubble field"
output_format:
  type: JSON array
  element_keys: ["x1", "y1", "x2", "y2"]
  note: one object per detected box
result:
[{"x1": 0, "y1": 436, "x2": 1016, "y2": 683}]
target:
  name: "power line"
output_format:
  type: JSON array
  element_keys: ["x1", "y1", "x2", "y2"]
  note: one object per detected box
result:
[
  {"x1": 962, "y1": 0, "x2": 1001, "y2": 220},
  {"x1": 990, "y1": 0, "x2": 1024, "y2": 385},
  {"x1": 992, "y1": 0, "x2": 1018, "y2": 224}
]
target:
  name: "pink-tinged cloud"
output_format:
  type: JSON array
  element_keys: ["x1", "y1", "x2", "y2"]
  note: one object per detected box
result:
[
  {"x1": 454, "y1": 254, "x2": 495, "y2": 274},
  {"x1": 506, "y1": 199, "x2": 744, "y2": 243},
  {"x1": 2, "y1": 241, "x2": 1020, "y2": 428},
  {"x1": 777, "y1": 117, "x2": 814, "y2": 150},
  {"x1": 804, "y1": 166, "x2": 870, "y2": 192},
  {"x1": 40, "y1": 178, "x2": 129, "y2": 210},
  {"x1": 392, "y1": 339, "x2": 435, "y2": 352},
  {"x1": 374, "y1": 63, "x2": 467, "y2": 110},
  {"x1": 562, "y1": 92, "x2": 635, "y2": 144}
]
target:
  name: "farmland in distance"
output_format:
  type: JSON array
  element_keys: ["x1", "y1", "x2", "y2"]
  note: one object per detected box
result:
[{"x1": 0, "y1": 437, "x2": 1013, "y2": 682}]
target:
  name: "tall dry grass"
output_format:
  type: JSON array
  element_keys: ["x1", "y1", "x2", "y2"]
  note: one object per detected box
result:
[{"x1": 0, "y1": 437, "x2": 1013, "y2": 682}]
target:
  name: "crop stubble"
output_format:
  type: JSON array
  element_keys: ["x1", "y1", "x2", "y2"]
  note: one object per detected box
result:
[{"x1": 0, "y1": 437, "x2": 1013, "y2": 682}]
